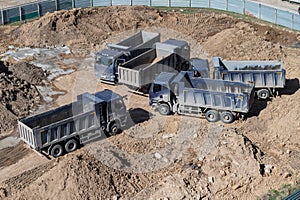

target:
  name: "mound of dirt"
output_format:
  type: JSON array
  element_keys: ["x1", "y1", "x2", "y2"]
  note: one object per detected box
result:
[
  {"x1": 0, "y1": 61, "x2": 43, "y2": 134},
  {"x1": 8, "y1": 62, "x2": 47, "y2": 85},
  {"x1": 13, "y1": 6, "x2": 298, "y2": 50},
  {"x1": 2, "y1": 152, "x2": 176, "y2": 199}
]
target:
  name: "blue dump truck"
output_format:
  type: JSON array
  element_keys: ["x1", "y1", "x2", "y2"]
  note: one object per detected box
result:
[
  {"x1": 149, "y1": 71, "x2": 255, "y2": 123},
  {"x1": 213, "y1": 57, "x2": 286, "y2": 99},
  {"x1": 18, "y1": 90, "x2": 127, "y2": 157},
  {"x1": 95, "y1": 31, "x2": 160, "y2": 84},
  {"x1": 118, "y1": 39, "x2": 191, "y2": 94}
]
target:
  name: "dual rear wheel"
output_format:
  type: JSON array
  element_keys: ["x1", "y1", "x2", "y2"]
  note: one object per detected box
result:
[
  {"x1": 50, "y1": 138, "x2": 78, "y2": 158},
  {"x1": 205, "y1": 110, "x2": 234, "y2": 124}
]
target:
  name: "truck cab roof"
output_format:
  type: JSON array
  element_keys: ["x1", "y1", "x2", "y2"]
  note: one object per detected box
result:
[
  {"x1": 78, "y1": 89, "x2": 123, "y2": 104},
  {"x1": 153, "y1": 72, "x2": 177, "y2": 85}
]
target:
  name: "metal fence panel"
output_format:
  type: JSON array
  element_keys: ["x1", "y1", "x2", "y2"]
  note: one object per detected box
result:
[
  {"x1": 112, "y1": 0, "x2": 132, "y2": 5},
  {"x1": 93, "y1": 0, "x2": 111, "y2": 6},
  {"x1": 4, "y1": 7, "x2": 20, "y2": 24},
  {"x1": 294, "y1": 14, "x2": 300, "y2": 31},
  {"x1": 132, "y1": 0, "x2": 151, "y2": 6},
  {"x1": 40, "y1": 0, "x2": 56, "y2": 16},
  {"x1": 261, "y1": 5, "x2": 275, "y2": 23},
  {"x1": 170, "y1": 0, "x2": 190, "y2": 7},
  {"x1": 0, "y1": 10, "x2": 3, "y2": 24},
  {"x1": 151, "y1": 0, "x2": 169, "y2": 7},
  {"x1": 245, "y1": 0, "x2": 259, "y2": 18},
  {"x1": 191, "y1": 0, "x2": 209, "y2": 8},
  {"x1": 22, "y1": 3, "x2": 39, "y2": 20},
  {"x1": 58, "y1": 0, "x2": 73, "y2": 10},
  {"x1": 228, "y1": 0, "x2": 243, "y2": 14},
  {"x1": 277, "y1": 10, "x2": 292, "y2": 29},
  {"x1": 210, "y1": 0, "x2": 226, "y2": 10},
  {"x1": 75, "y1": 0, "x2": 91, "y2": 8}
]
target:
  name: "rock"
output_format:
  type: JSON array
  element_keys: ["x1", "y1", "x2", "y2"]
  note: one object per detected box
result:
[
  {"x1": 112, "y1": 195, "x2": 119, "y2": 200},
  {"x1": 0, "y1": 188, "x2": 7, "y2": 198},
  {"x1": 283, "y1": 172, "x2": 292, "y2": 178},
  {"x1": 162, "y1": 133, "x2": 175, "y2": 139},
  {"x1": 232, "y1": 184, "x2": 241, "y2": 190},
  {"x1": 198, "y1": 156, "x2": 205, "y2": 162},
  {"x1": 265, "y1": 164, "x2": 273, "y2": 174},
  {"x1": 208, "y1": 176, "x2": 214, "y2": 183},
  {"x1": 154, "y1": 152, "x2": 162, "y2": 159},
  {"x1": 220, "y1": 170, "x2": 226, "y2": 177},
  {"x1": 286, "y1": 149, "x2": 291, "y2": 154}
]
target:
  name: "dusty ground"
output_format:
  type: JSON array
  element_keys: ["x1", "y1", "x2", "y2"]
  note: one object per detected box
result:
[{"x1": 0, "y1": 6, "x2": 299, "y2": 200}]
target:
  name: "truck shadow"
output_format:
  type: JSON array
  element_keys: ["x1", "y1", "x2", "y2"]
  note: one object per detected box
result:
[
  {"x1": 247, "y1": 78, "x2": 299, "y2": 118},
  {"x1": 247, "y1": 100, "x2": 268, "y2": 118},
  {"x1": 279, "y1": 78, "x2": 300, "y2": 96},
  {"x1": 125, "y1": 108, "x2": 153, "y2": 129}
]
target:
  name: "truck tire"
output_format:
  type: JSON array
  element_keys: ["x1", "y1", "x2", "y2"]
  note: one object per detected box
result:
[
  {"x1": 50, "y1": 144, "x2": 64, "y2": 158},
  {"x1": 158, "y1": 104, "x2": 170, "y2": 115},
  {"x1": 109, "y1": 122, "x2": 121, "y2": 136},
  {"x1": 220, "y1": 111, "x2": 234, "y2": 124},
  {"x1": 257, "y1": 89, "x2": 270, "y2": 100},
  {"x1": 205, "y1": 110, "x2": 219, "y2": 122},
  {"x1": 65, "y1": 139, "x2": 78, "y2": 153}
]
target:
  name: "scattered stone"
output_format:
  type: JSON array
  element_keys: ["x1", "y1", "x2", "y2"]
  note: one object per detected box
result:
[
  {"x1": 154, "y1": 152, "x2": 162, "y2": 159},
  {"x1": 232, "y1": 184, "x2": 241, "y2": 190},
  {"x1": 265, "y1": 164, "x2": 273, "y2": 174},
  {"x1": 162, "y1": 133, "x2": 175, "y2": 139},
  {"x1": 112, "y1": 195, "x2": 118, "y2": 200},
  {"x1": 283, "y1": 172, "x2": 292, "y2": 178},
  {"x1": 220, "y1": 170, "x2": 226, "y2": 177},
  {"x1": 208, "y1": 176, "x2": 214, "y2": 183},
  {"x1": 199, "y1": 156, "x2": 205, "y2": 162}
]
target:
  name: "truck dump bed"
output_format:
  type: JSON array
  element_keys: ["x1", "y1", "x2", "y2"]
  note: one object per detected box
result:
[
  {"x1": 18, "y1": 90, "x2": 121, "y2": 151},
  {"x1": 107, "y1": 31, "x2": 160, "y2": 51},
  {"x1": 213, "y1": 57, "x2": 286, "y2": 88},
  {"x1": 118, "y1": 39, "x2": 190, "y2": 88},
  {"x1": 173, "y1": 72, "x2": 254, "y2": 113}
]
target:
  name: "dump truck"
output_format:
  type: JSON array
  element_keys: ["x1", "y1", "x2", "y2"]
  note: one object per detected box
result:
[
  {"x1": 149, "y1": 71, "x2": 255, "y2": 123},
  {"x1": 18, "y1": 90, "x2": 127, "y2": 157},
  {"x1": 118, "y1": 39, "x2": 191, "y2": 93},
  {"x1": 95, "y1": 31, "x2": 160, "y2": 84},
  {"x1": 212, "y1": 57, "x2": 286, "y2": 99}
]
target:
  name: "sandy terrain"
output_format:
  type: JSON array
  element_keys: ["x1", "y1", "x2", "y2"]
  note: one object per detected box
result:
[{"x1": 0, "y1": 6, "x2": 299, "y2": 200}]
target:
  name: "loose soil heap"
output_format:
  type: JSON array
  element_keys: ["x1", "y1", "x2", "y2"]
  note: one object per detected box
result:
[{"x1": 0, "y1": 61, "x2": 46, "y2": 135}]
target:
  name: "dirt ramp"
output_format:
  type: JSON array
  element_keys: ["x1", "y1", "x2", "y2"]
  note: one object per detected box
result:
[{"x1": 4, "y1": 152, "x2": 175, "y2": 200}]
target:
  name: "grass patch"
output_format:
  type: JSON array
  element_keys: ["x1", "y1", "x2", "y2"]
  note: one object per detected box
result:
[{"x1": 261, "y1": 177, "x2": 300, "y2": 200}]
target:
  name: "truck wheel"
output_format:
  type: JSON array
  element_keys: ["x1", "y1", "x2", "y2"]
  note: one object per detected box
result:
[
  {"x1": 158, "y1": 104, "x2": 170, "y2": 115},
  {"x1": 109, "y1": 122, "x2": 121, "y2": 136},
  {"x1": 220, "y1": 111, "x2": 234, "y2": 124},
  {"x1": 50, "y1": 144, "x2": 64, "y2": 158},
  {"x1": 205, "y1": 110, "x2": 219, "y2": 122},
  {"x1": 65, "y1": 139, "x2": 78, "y2": 153},
  {"x1": 257, "y1": 89, "x2": 270, "y2": 100}
]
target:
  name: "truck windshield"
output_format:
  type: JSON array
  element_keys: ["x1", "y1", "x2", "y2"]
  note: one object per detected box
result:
[
  {"x1": 97, "y1": 56, "x2": 113, "y2": 66},
  {"x1": 153, "y1": 84, "x2": 162, "y2": 93}
]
